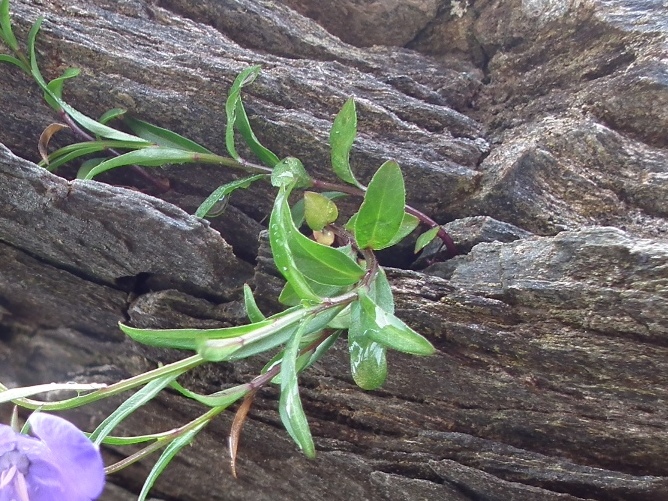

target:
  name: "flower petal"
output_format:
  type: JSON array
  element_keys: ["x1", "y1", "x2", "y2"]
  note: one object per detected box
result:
[
  {"x1": 27, "y1": 414, "x2": 105, "y2": 500},
  {"x1": 0, "y1": 425, "x2": 17, "y2": 455}
]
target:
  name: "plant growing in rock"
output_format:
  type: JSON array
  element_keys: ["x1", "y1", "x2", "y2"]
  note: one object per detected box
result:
[{"x1": 0, "y1": 2, "x2": 441, "y2": 498}]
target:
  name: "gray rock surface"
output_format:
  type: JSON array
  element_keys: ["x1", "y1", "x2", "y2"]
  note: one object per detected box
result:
[{"x1": 0, "y1": 0, "x2": 666, "y2": 500}]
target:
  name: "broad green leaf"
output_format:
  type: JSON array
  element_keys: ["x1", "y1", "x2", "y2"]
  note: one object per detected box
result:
[
  {"x1": 243, "y1": 283, "x2": 266, "y2": 322},
  {"x1": 384, "y1": 213, "x2": 419, "y2": 248},
  {"x1": 170, "y1": 381, "x2": 247, "y2": 408},
  {"x1": 124, "y1": 116, "x2": 212, "y2": 153},
  {"x1": 330, "y1": 98, "x2": 363, "y2": 188},
  {"x1": 195, "y1": 174, "x2": 267, "y2": 218},
  {"x1": 304, "y1": 191, "x2": 339, "y2": 231},
  {"x1": 138, "y1": 423, "x2": 206, "y2": 501},
  {"x1": 358, "y1": 289, "x2": 435, "y2": 356},
  {"x1": 271, "y1": 157, "x2": 311, "y2": 188},
  {"x1": 0, "y1": 0, "x2": 18, "y2": 51},
  {"x1": 98, "y1": 108, "x2": 127, "y2": 125},
  {"x1": 225, "y1": 65, "x2": 262, "y2": 161},
  {"x1": 90, "y1": 373, "x2": 179, "y2": 445},
  {"x1": 82, "y1": 147, "x2": 202, "y2": 179},
  {"x1": 348, "y1": 300, "x2": 387, "y2": 390},
  {"x1": 291, "y1": 191, "x2": 346, "y2": 228},
  {"x1": 354, "y1": 160, "x2": 406, "y2": 250},
  {"x1": 273, "y1": 186, "x2": 365, "y2": 288},
  {"x1": 415, "y1": 226, "x2": 440, "y2": 253},
  {"x1": 269, "y1": 185, "x2": 320, "y2": 302},
  {"x1": 289, "y1": 230, "x2": 364, "y2": 287},
  {"x1": 279, "y1": 318, "x2": 315, "y2": 457}
]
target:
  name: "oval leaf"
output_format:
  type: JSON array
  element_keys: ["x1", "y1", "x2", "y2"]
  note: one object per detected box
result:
[
  {"x1": 358, "y1": 289, "x2": 435, "y2": 356},
  {"x1": 330, "y1": 98, "x2": 362, "y2": 188},
  {"x1": 354, "y1": 160, "x2": 406, "y2": 250},
  {"x1": 415, "y1": 226, "x2": 440, "y2": 253},
  {"x1": 348, "y1": 301, "x2": 387, "y2": 390}
]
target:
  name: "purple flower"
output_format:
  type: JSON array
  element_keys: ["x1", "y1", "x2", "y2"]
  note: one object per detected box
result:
[{"x1": 0, "y1": 413, "x2": 105, "y2": 501}]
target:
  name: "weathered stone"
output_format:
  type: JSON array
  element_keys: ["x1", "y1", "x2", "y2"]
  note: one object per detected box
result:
[{"x1": 414, "y1": 215, "x2": 533, "y2": 267}]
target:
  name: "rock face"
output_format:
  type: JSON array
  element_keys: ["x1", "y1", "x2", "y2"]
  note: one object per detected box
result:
[{"x1": 0, "y1": 1, "x2": 666, "y2": 500}]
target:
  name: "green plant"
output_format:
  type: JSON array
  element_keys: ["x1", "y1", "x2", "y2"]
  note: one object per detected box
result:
[{"x1": 0, "y1": 1, "x2": 444, "y2": 498}]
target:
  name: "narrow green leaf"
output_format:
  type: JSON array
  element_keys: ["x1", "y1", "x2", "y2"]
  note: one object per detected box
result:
[
  {"x1": 271, "y1": 157, "x2": 311, "y2": 188},
  {"x1": 82, "y1": 147, "x2": 201, "y2": 179},
  {"x1": 138, "y1": 423, "x2": 206, "y2": 501},
  {"x1": 119, "y1": 316, "x2": 275, "y2": 351},
  {"x1": 0, "y1": 54, "x2": 27, "y2": 71},
  {"x1": 262, "y1": 350, "x2": 311, "y2": 385},
  {"x1": 243, "y1": 284, "x2": 266, "y2": 323},
  {"x1": 124, "y1": 116, "x2": 212, "y2": 153},
  {"x1": 279, "y1": 318, "x2": 315, "y2": 457},
  {"x1": 415, "y1": 226, "x2": 440, "y2": 253},
  {"x1": 358, "y1": 289, "x2": 435, "y2": 356},
  {"x1": 44, "y1": 68, "x2": 80, "y2": 109},
  {"x1": 354, "y1": 160, "x2": 406, "y2": 250},
  {"x1": 76, "y1": 158, "x2": 106, "y2": 179},
  {"x1": 369, "y1": 268, "x2": 394, "y2": 314},
  {"x1": 99, "y1": 108, "x2": 127, "y2": 125},
  {"x1": 225, "y1": 65, "x2": 262, "y2": 160},
  {"x1": 170, "y1": 381, "x2": 248, "y2": 408},
  {"x1": 234, "y1": 99, "x2": 280, "y2": 167},
  {"x1": 44, "y1": 143, "x2": 112, "y2": 173},
  {"x1": 27, "y1": 21, "x2": 149, "y2": 143},
  {"x1": 225, "y1": 305, "x2": 343, "y2": 362},
  {"x1": 98, "y1": 434, "x2": 163, "y2": 446},
  {"x1": 330, "y1": 98, "x2": 362, "y2": 188},
  {"x1": 303, "y1": 191, "x2": 339, "y2": 231},
  {"x1": 195, "y1": 174, "x2": 266, "y2": 218},
  {"x1": 0, "y1": 382, "x2": 106, "y2": 405},
  {"x1": 303, "y1": 330, "x2": 341, "y2": 371},
  {"x1": 278, "y1": 278, "x2": 349, "y2": 307},
  {"x1": 348, "y1": 301, "x2": 387, "y2": 390},
  {"x1": 0, "y1": 0, "x2": 19, "y2": 51},
  {"x1": 90, "y1": 373, "x2": 179, "y2": 445}
]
